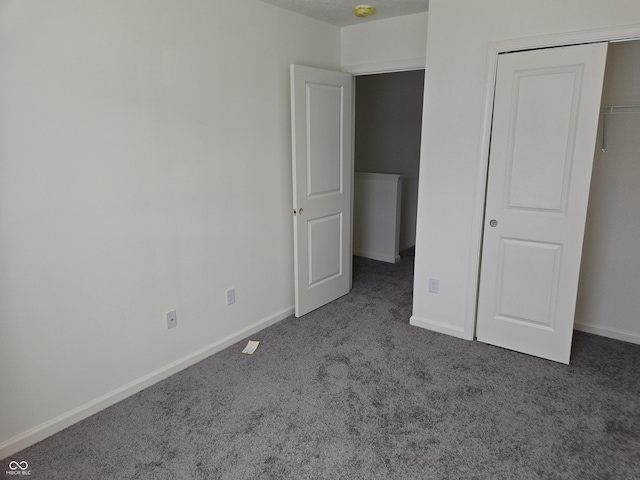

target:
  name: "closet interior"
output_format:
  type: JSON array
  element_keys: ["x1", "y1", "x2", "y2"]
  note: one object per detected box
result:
[{"x1": 575, "y1": 40, "x2": 640, "y2": 343}]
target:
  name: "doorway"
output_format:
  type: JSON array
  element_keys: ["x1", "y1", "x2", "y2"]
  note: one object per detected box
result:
[
  {"x1": 353, "y1": 70, "x2": 424, "y2": 260},
  {"x1": 289, "y1": 66, "x2": 424, "y2": 318}
]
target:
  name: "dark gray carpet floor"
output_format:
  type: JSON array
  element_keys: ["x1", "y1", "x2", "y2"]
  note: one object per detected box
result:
[{"x1": 4, "y1": 249, "x2": 640, "y2": 479}]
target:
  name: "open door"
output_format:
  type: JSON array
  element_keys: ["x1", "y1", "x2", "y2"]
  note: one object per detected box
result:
[
  {"x1": 476, "y1": 43, "x2": 608, "y2": 363},
  {"x1": 290, "y1": 64, "x2": 353, "y2": 317}
]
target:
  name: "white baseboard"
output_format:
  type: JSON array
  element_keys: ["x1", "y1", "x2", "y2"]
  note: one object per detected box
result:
[
  {"x1": 0, "y1": 306, "x2": 294, "y2": 460},
  {"x1": 410, "y1": 315, "x2": 472, "y2": 340},
  {"x1": 574, "y1": 322, "x2": 640, "y2": 345},
  {"x1": 354, "y1": 250, "x2": 400, "y2": 264}
]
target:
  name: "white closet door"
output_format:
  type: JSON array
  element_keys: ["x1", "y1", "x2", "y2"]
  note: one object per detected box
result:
[{"x1": 476, "y1": 43, "x2": 608, "y2": 364}]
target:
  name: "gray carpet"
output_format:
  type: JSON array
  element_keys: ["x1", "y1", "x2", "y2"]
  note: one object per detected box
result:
[{"x1": 4, "y1": 250, "x2": 640, "y2": 479}]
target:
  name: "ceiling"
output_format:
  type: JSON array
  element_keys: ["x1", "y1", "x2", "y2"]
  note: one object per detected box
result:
[{"x1": 259, "y1": 0, "x2": 429, "y2": 27}]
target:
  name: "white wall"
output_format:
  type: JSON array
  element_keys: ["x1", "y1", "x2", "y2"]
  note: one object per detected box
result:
[
  {"x1": 575, "y1": 40, "x2": 640, "y2": 343},
  {"x1": 341, "y1": 12, "x2": 428, "y2": 74},
  {"x1": 0, "y1": 0, "x2": 340, "y2": 457},
  {"x1": 411, "y1": 0, "x2": 640, "y2": 339}
]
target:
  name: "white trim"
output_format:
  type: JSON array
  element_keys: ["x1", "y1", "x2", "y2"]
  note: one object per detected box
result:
[
  {"x1": 342, "y1": 57, "x2": 425, "y2": 75},
  {"x1": 465, "y1": 41, "x2": 500, "y2": 341},
  {"x1": 574, "y1": 323, "x2": 640, "y2": 345},
  {"x1": 466, "y1": 23, "x2": 640, "y2": 341},
  {"x1": 410, "y1": 315, "x2": 470, "y2": 340},
  {"x1": 492, "y1": 23, "x2": 640, "y2": 53},
  {"x1": 0, "y1": 306, "x2": 294, "y2": 460}
]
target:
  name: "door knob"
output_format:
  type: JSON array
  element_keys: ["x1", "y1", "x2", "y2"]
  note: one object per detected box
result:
[
  {"x1": 489, "y1": 219, "x2": 498, "y2": 227},
  {"x1": 298, "y1": 208, "x2": 304, "y2": 215}
]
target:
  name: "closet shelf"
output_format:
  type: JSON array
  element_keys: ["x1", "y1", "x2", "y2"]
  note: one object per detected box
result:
[
  {"x1": 599, "y1": 105, "x2": 640, "y2": 153},
  {"x1": 600, "y1": 104, "x2": 640, "y2": 114}
]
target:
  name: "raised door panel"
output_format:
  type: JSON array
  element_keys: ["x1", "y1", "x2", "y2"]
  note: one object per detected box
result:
[
  {"x1": 308, "y1": 214, "x2": 343, "y2": 287},
  {"x1": 506, "y1": 68, "x2": 580, "y2": 212},
  {"x1": 496, "y1": 239, "x2": 561, "y2": 329},
  {"x1": 307, "y1": 83, "x2": 343, "y2": 197}
]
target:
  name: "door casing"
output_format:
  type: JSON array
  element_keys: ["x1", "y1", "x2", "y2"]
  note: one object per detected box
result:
[{"x1": 468, "y1": 25, "x2": 640, "y2": 340}]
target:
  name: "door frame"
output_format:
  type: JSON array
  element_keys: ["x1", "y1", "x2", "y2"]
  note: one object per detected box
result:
[
  {"x1": 347, "y1": 66, "x2": 426, "y2": 290},
  {"x1": 467, "y1": 24, "x2": 640, "y2": 339}
]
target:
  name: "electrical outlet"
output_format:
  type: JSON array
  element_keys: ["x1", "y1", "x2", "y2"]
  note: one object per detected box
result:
[
  {"x1": 166, "y1": 309, "x2": 177, "y2": 329},
  {"x1": 428, "y1": 278, "x2": 440, "y2": 294},
  {"x1": 226, "y1": 288, "x2": 235, "y2": 306}
]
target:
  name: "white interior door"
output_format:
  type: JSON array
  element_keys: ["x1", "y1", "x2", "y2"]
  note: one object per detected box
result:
[
  {"x1": 290, "y1": 64, "x2": 353, "y2": 317},
  {"x1": 476, "y1": 43, "x2": 608, "y2": 364}
]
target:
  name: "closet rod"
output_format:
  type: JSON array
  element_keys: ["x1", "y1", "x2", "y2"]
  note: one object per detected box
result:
[{"x1": 600, "y1": 104, "x2": 640, "y2": 153}]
